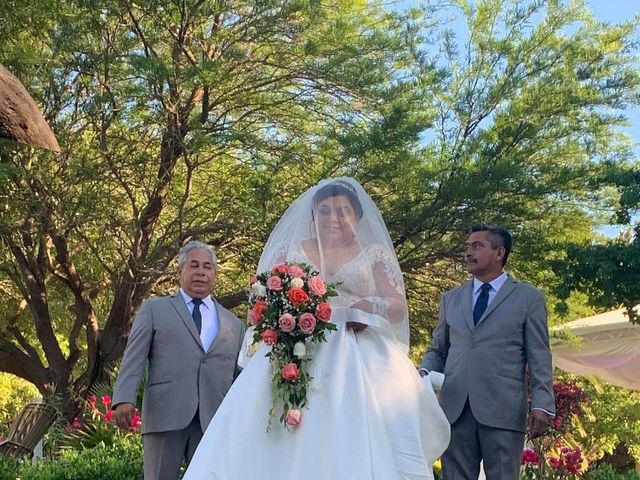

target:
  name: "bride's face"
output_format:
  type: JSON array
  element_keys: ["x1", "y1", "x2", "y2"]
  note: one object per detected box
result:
[{"x1": 314, "y1": 195, "x2": 358, "y2": 244}]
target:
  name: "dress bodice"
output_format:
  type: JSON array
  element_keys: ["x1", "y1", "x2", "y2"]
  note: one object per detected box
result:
[{"x1": 288, "y1": 243, "x2": 404, "y2": 309}]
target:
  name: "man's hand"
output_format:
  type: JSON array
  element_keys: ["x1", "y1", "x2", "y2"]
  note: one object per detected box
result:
[
  {"x1": 527, "y1": 409, "x2": 551, "y2": 439},
  {"x1": 347, "y1": 321, "x2": 367, "y2": 333},
  {"x1": 114, "y1": 402, "x2": 137, "y2": 430}
]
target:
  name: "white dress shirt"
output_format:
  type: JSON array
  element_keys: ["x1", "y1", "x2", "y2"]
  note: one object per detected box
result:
[
  {"x1": 180, "y1": 289, "x2": 219, "y2": 351},
  {"x1": 471, "y1": 272, "x2": 508, "y2": 311}
]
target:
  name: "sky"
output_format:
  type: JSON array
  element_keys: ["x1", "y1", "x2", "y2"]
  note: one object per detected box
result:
[{"x1": 400, "y1": 0, "x2": 640, "y2": 235}]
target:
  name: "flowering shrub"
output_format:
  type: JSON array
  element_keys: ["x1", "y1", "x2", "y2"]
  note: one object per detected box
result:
[
  {"x1": 248, "y1": 262, "x2": 337, "y2": 429},
  {"x1": 63, "y1": 392, "x2": 140, "y2": 449},
  {"x1": 522, "y1": 378, "x2": 589, "y2": 479}
]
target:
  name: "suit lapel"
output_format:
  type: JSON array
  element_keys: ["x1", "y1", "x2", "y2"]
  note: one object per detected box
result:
[
  {"x1": 205, "y1": 300, "x2": 230, "y2": 354},
  {"x1": 169, "y1": 294, "x2": 203, "y2": 348},
  {"x1": 476, "y1": 275, "x2": 517, "y2": 326},
  {"x1": 461, "y1": 280, "x2": 475, "y2": 332}
]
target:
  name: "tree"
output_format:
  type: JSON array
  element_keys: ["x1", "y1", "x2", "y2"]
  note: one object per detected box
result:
[
  {"x1": 0, "y1": 0, "x2": 638, "y2": 415},
  {"x1": 0, "y1": 0, "x2": 416, "y2": 415},
  {"x1": 554, "y1": 166, "x2": 640, "y2": 323}
]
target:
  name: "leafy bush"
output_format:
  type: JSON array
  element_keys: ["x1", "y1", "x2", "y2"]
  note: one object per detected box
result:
[
  {"x1": 18, "y1": 435, "x2": 142, "y2": 480},
  {"x1": 586, "y1": 464, "x2": 640, "y2": 480},
  {"x1": 0, "y1": 457, "x2": 19, "y2": 480}
]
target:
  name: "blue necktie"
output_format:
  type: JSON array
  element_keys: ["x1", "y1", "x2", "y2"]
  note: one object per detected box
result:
[
  {"x1": 473, "y1": 283, "x2": 492, "y2": 325},
  {"x1": 191, "y1": 298, "x2": 202, "y2": 334}
]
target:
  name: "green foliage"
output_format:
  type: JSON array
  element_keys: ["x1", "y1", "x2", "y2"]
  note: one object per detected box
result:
[
  {"x1": 0, "y1": 0, "x2": 638, "y2": 411},
  {"x1": 17, "y1": 436, "x2": 143, "y2": 480},
  {"x1": 0, "y1": 373, "x2": 39, "y2": 436},
  {"x1": 0, "y1": 458, "x2": 19, "y2": 480},
  {"x1": 554, "y1": 227, "x2": 640, "y2": 323},
  {"x1": 586, "y1": 464, "x2": 640, "y2": 480}
]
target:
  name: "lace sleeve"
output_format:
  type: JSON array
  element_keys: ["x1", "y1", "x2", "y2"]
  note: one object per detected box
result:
[{"x1": 366, "y1": 244, "x2": 405, "y2": 296}]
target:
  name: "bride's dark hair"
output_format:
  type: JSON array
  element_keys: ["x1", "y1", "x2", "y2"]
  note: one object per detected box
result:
[{"x1": 311, "y1": 180, "x2": 364, "y2": 219}]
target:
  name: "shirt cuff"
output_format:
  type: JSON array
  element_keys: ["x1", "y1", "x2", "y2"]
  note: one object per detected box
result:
[
  {"x1": 418, "y1": 368, "x2": 429, "y2": 377},
  {"x1": 531, "y1": 407, "x2": 555, "y2": 417}
]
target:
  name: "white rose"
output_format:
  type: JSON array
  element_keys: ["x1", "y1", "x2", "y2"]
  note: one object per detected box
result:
[
  {"x1": 252, "y1": 282, "x2": 267, "y2": 297},
  {"x1": 293, "y1": 341, "x2": 307, "y2": 359},
  {"x1": 290, "y1": 277, "x2": 304, "y2": 289}
]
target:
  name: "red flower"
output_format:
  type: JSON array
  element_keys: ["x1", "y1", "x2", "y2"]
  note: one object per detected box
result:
[
  {"x1": 316, "y1": 302, "x2": 332, "y2": 322},
  {"x1": 103, "y1": 410, "x2": 114, "y2": 422},
  {"x1": 253, "y1": 299, "x2": 268, "y2": 320},
  {"x1": 131, "y1": 415, "x2": 141, "y2": 429},
  {"x1": 288, "y1": 288, "x2": 309, "y2": 305},
  {"x1": 101, "y1": 395, "x2": 112, "y2": 407},
  {"x1": 521, "y1": 448, "x2": 539, "y2": 465},
  {"x1": 281, "y1": 362, "x2": 299, "y2": 381},
  {"x1": 262, "y1": 328, "x2": 278, "y2": 346},
  {"x1": 272, "y1": 264, "x2": 289, "y2": 275}
]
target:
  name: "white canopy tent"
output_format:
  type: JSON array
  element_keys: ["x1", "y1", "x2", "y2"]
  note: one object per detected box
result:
[{"x1": 551, "y1": 308, "x2": 640, "y2": 390}]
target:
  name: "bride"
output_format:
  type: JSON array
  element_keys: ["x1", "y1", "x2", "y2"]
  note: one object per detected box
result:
[{"x1": 183, "y1": 178, "x2": 450, "y2": 480}]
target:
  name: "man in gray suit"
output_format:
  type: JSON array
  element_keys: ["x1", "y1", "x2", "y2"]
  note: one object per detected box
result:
[
  {"x1": 420, "y1": 224, "x2": 555, "y2": 480},
  {"x1": 113, "y1": 241, "x2": 244, "y2": 480}
]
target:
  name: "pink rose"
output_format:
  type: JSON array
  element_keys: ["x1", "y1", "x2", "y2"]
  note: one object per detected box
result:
[
  {"x1": 285, "y1": 409, "x2": 302, "y2": 426},
  {"x1": 281, "y1": 362, "x2": 299, "y2": 381},
  {"x1": 262, "y1": 328, "x2": 278, "y2": 346},
  {"x1": 103, "y1": 410, "x2": 114, "y2": 422},
  {"x1": 272, "y1": 264, "x2": 289, "y2": 275},
  {"x1": 307, "y1": 275, "x2": 327, "y2": 296},
  {"x1": 247, "y1": 309, "x2": 259, "y2": 326},
  {"x1": 278, "y1": 313, "x2": 296, "y2": 332},
  {"x1": 299, "y1": 312, "x2": 317, "y2": 334},
  {"x1": 101, "y1": 395, "x2": 111, "y2": 407},
  {"x1": 288, "y1": 288, "x2": 309, "y2": 305},
  {"x1": 287, "y1": 265, "x2": 305, "y2": 278},
  {"x1": 266, "y1": 275, "x2": 283, "y2": 291},
  {"x1": 316, "y1": 302, "x2": 332, "y2": 322}
]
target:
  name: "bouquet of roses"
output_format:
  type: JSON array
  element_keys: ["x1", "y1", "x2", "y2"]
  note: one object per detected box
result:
[{"x1": 247, "y1": 262, "x2": 338, "y2": 429}]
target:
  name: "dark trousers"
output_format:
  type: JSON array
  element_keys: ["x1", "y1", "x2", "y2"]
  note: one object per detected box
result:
[
  {"x1": 142, "y1": 411, "x2": 203, "y2": 480},
  {"x1": 442, "y1": 400, "x2": 525, "y2": 480}
]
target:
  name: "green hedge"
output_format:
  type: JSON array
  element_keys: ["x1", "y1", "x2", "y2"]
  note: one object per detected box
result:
[
  {"x1": 586, "y1": 464, "x2": 640, "y2": 480},
  {"x1": 0, "y1": 435, "x2": 142, "y2": 480}
]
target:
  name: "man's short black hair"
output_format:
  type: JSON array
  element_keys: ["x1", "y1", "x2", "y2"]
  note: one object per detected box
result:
[{"x1": 470, "y1": 224, "x2": 512, "y2": 266}]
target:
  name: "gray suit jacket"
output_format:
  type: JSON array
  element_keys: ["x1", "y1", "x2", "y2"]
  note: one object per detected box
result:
[
  {"x1": 420, "y1": 275, "x2": 555, "y2": 432},
  {"x1": 113, "y1": 292, "x2": 244, "y2": 434}
]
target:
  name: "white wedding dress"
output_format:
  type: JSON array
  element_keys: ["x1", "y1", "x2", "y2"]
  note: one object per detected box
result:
[{"x1": 183, "y1": 245, "x2": 450, "y2": 480}]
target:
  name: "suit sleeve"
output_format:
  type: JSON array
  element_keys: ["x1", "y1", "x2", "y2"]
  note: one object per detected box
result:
[
  {"x1": 524, "y1": 289, "x2": 556, "y2": 414},
  {"x1": 112, "y1": 300, "x2": 154, "y2": 407},
  {"x1": 420, "y1": 294, "x2": 450, "y2": 373}
]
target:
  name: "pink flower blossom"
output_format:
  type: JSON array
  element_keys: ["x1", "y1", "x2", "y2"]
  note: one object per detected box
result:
[
  {"x1": 101, "y1": 395, "x2": 112, "y2": 407},
  {"x1": 103, "y1": 410, "x2": 114, "y2": 422},
  {"x1": 132, "y1": 415, "x2": 141, "y2": 429},
  {"x1": 266, "y1": 275, "x2": 283, "y2": 291},
  {"x1": 278, "y1": 313, "x2": 296, "y2": 332},
  {"x1": 299, "y1": 312, "x2": 317, "y2": 334},
  {"x1": 287, "y1": 265, "x2": 305, "y2": 278},
  {"x1": 307, "y1": 275, "x2": 327, "y2": 296},
  {"x1": 285, "y1": 409, "x2": 302, "y2": 426},
  {"x1": 247, "y1": 309, "x2": 259, "y2": 326}
]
